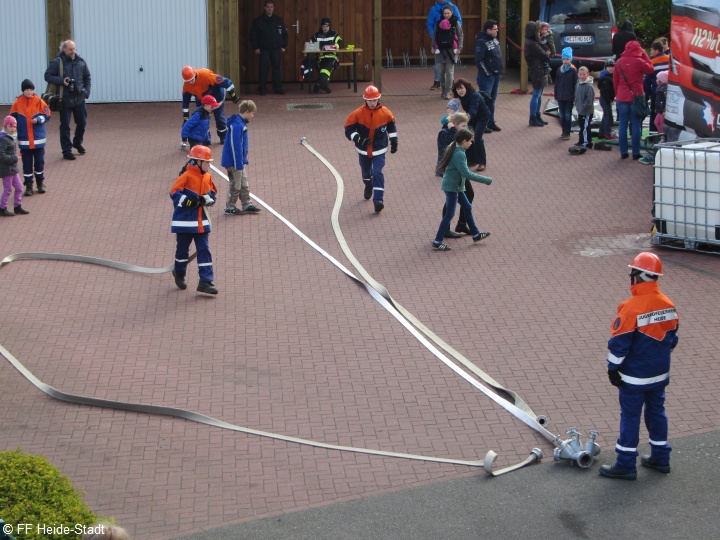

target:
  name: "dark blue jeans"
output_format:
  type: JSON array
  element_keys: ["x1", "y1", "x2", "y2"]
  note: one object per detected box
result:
[
  {"x1": 59, "y1": 102, "x2": 87, "y2": 154},
  {"x1": 530, "y1": 85, "x2": 544, "y2": 117},
  {"x1": 598, "y1": 96, "x2": 613, "y2": 138},
  {"x1": 259, "y1": 48, "x2": 283, "y2": 92},
  {"x1": 476, "y1": 72, "x2": 501, "y2": 125},
  {"x1": 358, "y1": 153, "x2": 386, "y2": 202},
  {"x1": 617, "y1": 101, "x2": 642, "y2": 156},
  {"x1": 557, "y1": 99, "x2": 573, "y2": 135},
  {"x1": 434, "y1": 191, "x2": 479, "y2": 243}
]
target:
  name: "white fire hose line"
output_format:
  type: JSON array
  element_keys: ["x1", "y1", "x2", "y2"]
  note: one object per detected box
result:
[{"x1": 0, "y1": 159, "x2": 554, "y2": 476}]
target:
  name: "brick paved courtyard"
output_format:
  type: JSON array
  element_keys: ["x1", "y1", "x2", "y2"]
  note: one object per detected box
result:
[{"x1": 1, "y1": 68, "x2": 718, "y2": 539}]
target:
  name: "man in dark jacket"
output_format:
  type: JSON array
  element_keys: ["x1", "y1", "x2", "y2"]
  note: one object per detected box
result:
[
  {"x1": 475, "y1": 19, "x2": 503, "y2": 132},
  {"x1": 612, "y1": 20, "x2": 638, "y2": 61},
  {"x1": 250, "y1": 1, "x2": 289, "y2": 95},
  {"x1": 44, "y1": 40, "x2": 91, "y2": 160}
]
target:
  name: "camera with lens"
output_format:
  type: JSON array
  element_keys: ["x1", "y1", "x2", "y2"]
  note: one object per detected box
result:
[{"x1": 66, "y1": 78, "x2": 77, "y2": 93}]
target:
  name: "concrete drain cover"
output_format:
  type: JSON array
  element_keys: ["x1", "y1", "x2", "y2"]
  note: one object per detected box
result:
[
  {"x1": 569, "y1": 233, "x2": 653, "y2": 257},
  {"x1": 287, "y1": 103, "x2": 333, "y2": 111}
]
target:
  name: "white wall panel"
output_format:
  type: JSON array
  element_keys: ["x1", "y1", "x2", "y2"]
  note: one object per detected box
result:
[
  {"x1": 1, "y1": 0, "x2": 48, "y2": 105},
  {"x1": 72, "y1": 0, "x2": 208, "y2": 102}
]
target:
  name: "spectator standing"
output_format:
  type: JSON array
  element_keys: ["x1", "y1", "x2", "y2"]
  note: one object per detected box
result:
[
  {"x1": 44, "y1": 40, "x2": 91, "y2": 161},
  {"x1": 10, "y1": 79, "x2": 51, "y2": 195},
  {"x1": 645, "y1": 41, "x2": 670, "y2": 133},
  {"x1": 597, "y1": 59, "x2": 616, "y2": 140},
  {"x1": 426, "y1": 1, "x2": 462, "y2": 91},
  {"x1": 310, "y1": 18, "x2": 344, "y2": 94},
  {"x1": 613, "y1": 20, "x2": 638, "y2": 61},
  {"x1": 569, "y1": 66, "x2": 595, "y2": 155},
  {"x1": 554, "y1": 48, "x2": 578, "y2": 140},
  {"x1": 169, "y1": 146, "x2": 219, "y2": 295},
  {"x1": 250, "y1": 1, "x2": 289, "y2": 95},
  {"x1": 599, "y1": 252, "x2": 678, "y2": 480},
  {"x1": 452, "y1": 78, "x2": 491, "y2": 172},
  {"x1": 0, "y1": 116, "x2": 29, "y2": 216},
  {"x1": 432, "y1": 7, "x2": 463, "y2": 99},
  {"x1": 614, "y1": 40, "x2": 653, "y2": 160},
  {"x1": 475, "y1": 19, "x2": 503, "y2": 132},
  {"x1": 222, "y1": 100, "x2": 262, "y2": 215},
  {"x1": 344, "y1": 85, "x2": 398, "y2": 213},
  {"x1": 525, "y1": 21, "x2": 550, "y2": 127},
  {"x1": 181, "y1": 66, "x2": 241, "y2": 146}
]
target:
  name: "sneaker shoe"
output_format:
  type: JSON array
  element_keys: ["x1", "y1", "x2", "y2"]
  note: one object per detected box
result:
[
  {"x1": 172, "y1": 271, "x2": 187, "y2": 290},
  {"x1": 432, "y1": 241, "x2": 451, "y2": 251},
  {"x1": 489, "y1": 123, "x2": 502, "y2": 132},
  {"x1": 568, "y1": 145, "x2": 583, "y2": 155},
  {"x1": 374, "y1": 200, "x2": 384, "y2": 213},
  {"x1": 599, "y1": 465, "x2": 637, "y2": 480},
  {"x1": 606, "y1": 134, "x2": 619, "y2": 140},
  {"x1": 473, "y1": 231, "x2": 491, "y2": 242},
  {"x1": 242, "y1": 204, "x2": 262, "y2": 213},
  {"x1": 363, "y1": 184, "x2": 373, "y2": 200},
  {"x1": 561, "y1": 132, "x2": 570, "y2": 140},
  {"x1": 430, "y1": 81, "x2": 441, "y2": 90},
  {"x1": 73, "y1": 143, "x2": 86, "y2": 154},
  {"x1": 640, "y1": 455, "x2": 670, "y2": 473},
  {"x1": 444, "y1": 229, "x2": 463, "y2": 239},
  {"x1": 224, "y1": 207, "x2": 245, "y2": 215},
  {"x1": 638, "y1": 156, "x2": 655, "y2": 165},
  {"x1": 63, "y1": 152, "x2": 76, "y2": 160},
  {"x1": 197, "y1": 280, "x2": 218, "y2": 294},
  {"x1": 595, "y1": 142, "x2": 613, "y2": 151}
]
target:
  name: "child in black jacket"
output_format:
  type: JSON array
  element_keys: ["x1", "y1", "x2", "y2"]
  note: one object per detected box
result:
[
  {"x1": 436, "y1": 112, "x2": 468, "y2": 177},
  {"x1": 597, "y1": 59, "x2": 616, "y2": 139}
]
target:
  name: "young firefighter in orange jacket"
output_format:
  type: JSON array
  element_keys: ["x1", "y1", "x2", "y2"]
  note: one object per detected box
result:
[
  {"x1": 344, "y1": 85, "x2": 398, "y2": 213},
  {"x1": 10, "y1": 79, "x2": 51, "y2": 196},
  {"x1": 181, "y1": 66, "x2": 240, "y2": 146},
  {"x1": 170, "y1": 145, "x2": 219, "y2": 295},
  {"x1": 599, "y1": 252, "x2": 679, "y2": 481}
]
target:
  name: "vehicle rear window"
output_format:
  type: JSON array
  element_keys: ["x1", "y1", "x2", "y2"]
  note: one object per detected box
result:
[{"x1": 546, "y1": 0, "x2": 611, "y2": 24}]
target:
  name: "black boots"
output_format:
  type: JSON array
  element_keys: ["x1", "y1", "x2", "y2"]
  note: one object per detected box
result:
[
  {"x1": 14, "y1": 206, "x2": 29, "y2": 215},
  {"x1": 536, "y1": 114, "x2": 549, "y2": 125},
  {"x1": 37, "y1": 181, "x2": 46, "y2": 193},
  {"x1": 197, "y1": 280, "x2": 218, "y2": 294},
  {"x1": 23, "y1": 182, "x2": 33, "y2": 196},
  {"x1": 172, "y1": 271, "x2": 187, "y2": 290},
  {"x1": 455, "y1": 221, "x2": 471, "y2": 234},
  {"x1": 0, "y1": 208, "x2": 14, "y2": 217}
]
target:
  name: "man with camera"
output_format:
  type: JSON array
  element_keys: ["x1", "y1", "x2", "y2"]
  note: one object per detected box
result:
[{"x1": 44, "y1": 40, "x2": 91, "y2": 161}]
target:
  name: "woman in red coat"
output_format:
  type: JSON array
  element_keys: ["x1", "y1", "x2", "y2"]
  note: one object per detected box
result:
[{"x1": 613, "y1": 40, "x2": 653, "y2": 160}]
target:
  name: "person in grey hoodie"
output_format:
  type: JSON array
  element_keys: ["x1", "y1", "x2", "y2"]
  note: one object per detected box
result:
[{"x1": 569, "y1": 66, "x2": 595, "y2": 155}]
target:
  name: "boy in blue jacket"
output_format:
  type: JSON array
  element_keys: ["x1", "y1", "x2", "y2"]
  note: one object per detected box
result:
[
  {"x1": 221, "y1": 100, "x2": 260, "y2": 215},
  {"x1": 181, "y1": 95, "x2": 220, "y2": 148}
]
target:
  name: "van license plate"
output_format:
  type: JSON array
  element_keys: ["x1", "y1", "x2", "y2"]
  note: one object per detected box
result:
[{"x1": 566, "y1": 36, "x2": 592, "y2": 43}]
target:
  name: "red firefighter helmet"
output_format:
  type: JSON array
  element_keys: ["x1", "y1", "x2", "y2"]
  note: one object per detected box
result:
[
  {"x1": 363, "y1": 85, "x2": 381, "y2": 100},
  {"x1": 628, "y1": 252, "x2": 663, "y2": 276},
  {"x1": 182, "y1": 65, "x2": 197, "y2": 82},
  {"x1": 187, "y1": 145, "x2": 213, "y2": 162}
]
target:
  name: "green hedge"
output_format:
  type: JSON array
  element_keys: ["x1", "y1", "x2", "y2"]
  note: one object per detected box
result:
[{"x1": 0, "y1": 450, "x2": 98, "y2": 540}]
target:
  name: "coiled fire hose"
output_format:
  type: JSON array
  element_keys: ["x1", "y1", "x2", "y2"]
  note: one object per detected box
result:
[{"x1": 0, "y1": 148, "x2": 563, "y2": 476}]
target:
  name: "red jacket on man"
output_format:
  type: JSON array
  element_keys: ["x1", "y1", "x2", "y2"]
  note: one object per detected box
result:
[{"x1": 613, "y1": 40, "x2": 653, "y2": 103}]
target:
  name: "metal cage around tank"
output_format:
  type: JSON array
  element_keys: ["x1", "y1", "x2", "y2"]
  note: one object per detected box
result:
[{"x1": 652, "y1": 138, "x2": 720, "y2": 254}]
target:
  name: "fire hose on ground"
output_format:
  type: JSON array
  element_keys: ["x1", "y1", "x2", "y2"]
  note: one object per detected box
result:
[{"x1": 0, "y1": 144, "x2": 602, "y2": 476}]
